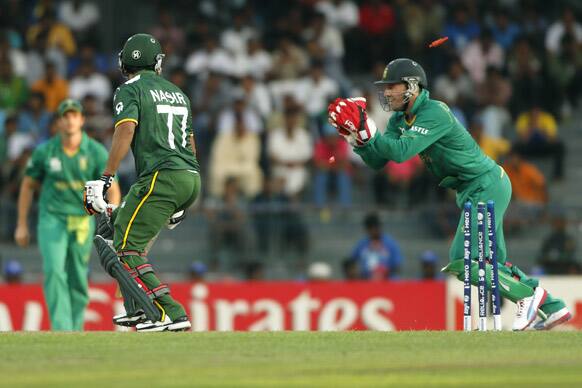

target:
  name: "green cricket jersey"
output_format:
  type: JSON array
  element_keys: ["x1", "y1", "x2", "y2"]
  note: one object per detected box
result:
[
  {"x1": 112, "y1": 70, "x2": 199, "y2": 178},
  {"x1": 25, "y1": 132, "x2": 109, "y2": 215},
  {"x1": 355, "y1": 89, "x2": 496, "y2": 191}
]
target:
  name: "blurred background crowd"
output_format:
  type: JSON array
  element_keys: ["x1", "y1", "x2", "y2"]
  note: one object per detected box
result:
[{"x1": 1, "y1": 0, "x2": 581, "y2": 283}]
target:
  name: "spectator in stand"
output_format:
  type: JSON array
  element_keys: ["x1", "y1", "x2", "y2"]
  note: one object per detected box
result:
[
  {"x1": 0, "y1": 59, "x2": 28, "y2": 113},
  {"x1": 296, "y1": 61, "x2": 339, "y2": 121},
  {"x1": 490, "y1": 8, "x2": 521, "y2": 51},
  {"x1": 443, "y1": 5, "x2": 481, "y2": 53},
  {"x1": 545, "y1": 7, "x2": 582, "y2": 55},
  {"x1": 313, "y1": 123, "x2": 351, "y2": 208},
  {"x1": 17, "y1": 92, "x2": 52, "y2": 143},
  {"x1": 185, "y1": 36, "x2": 233, "y2": 78},
  {"x1": 513, "y1": 103, "x2": 565, "y2": 180},
  {"x1": 469, "y1": 116, "x2": 510, "y2": 162},
  {"x1": 2, "y1": 259, "x2": 23, "y2": 284},
  {"x1": 81, "y1": 94, "x2": 111, "y2": 142},
  {"x1": 351, "y1": 213, "x2": 402, "y2": 280},
  {"x1": 547, "y1": 33, "x2": 582, "y2": 117},
  {"x1": 507, "y1": 37, "x2": 544, "y2": 116},
  {"x1": 503, "y1": 149, "x2": 548, "y2": 225},
  {"x1": 234, "y1": 38, "x2": 272, "y2": 81},
  {"x1": 461, "y1": 29, "x2": 504, "y2": 85},
  {"x1": 433, "y1": 57, "x2": 474, "y2": 113},
  {"x1": 357, "y1": 0, "x2": 397, "y2": 67},
  {"x1": 69, "y1": 60, "x2": 111, "y2": 105},
  {"x1": 189, "y1": 261, "x2": 207, "y2": 282},
  {"x1": 270, "y1": 35, "x2": 309, "y2": 80},
  {"x1": 150, "y1": 9, "x2": 186, "y2": 54},
  {"x1": 67, "y1": 44, "x2": 111, "y2": 77},
  {"x1": 58, "y1": 0, "x2": 100, "y2": 44},
  {"x1": 25, "y1": 30, "x2": 67, "y2": 85},
  {"x1": 26, "y1": 9, "x2": 76, "y2": 57},
  {"x1": 0, "y1": 32, "x2": 27, "y2": 78},
  {"x1": 400, "y1": 0, "x2": 443, "y2": 54},
  {"x1": 209, "y1": 109, "x2": 263, "y2": 198},
  {"x1": 342, "y1": 257, "x2": 360, "y2": 280},
  {"x1": 251, "y1": 176, "x2": 289, "y2": 255},
  {"x1": 373, "y1": 155, "x2": 429, "y2": 209},
  {"x1": 268, "y1": 104, "x2": 312, "y2": 198},
  {"x1": 30, "y1": 61, "x2": 69, "y2": 113},
  {"x1": 303, "y1": 12, "x2": 350, "y2": 94},
  {"x1": 315, "y1": 0, "x2": 359, "y2": 32},
  {"x1": 476, "y1": 67, "x2": 512, "y2": 141},
  {"x1": 245, "y1": 262, "x2": 265, "y2": 281},
  {"x1": 538, "y1": 210, "x2": 580, "y2": 275},
  {"x1": 220, "y1": 11, "x2": 256, "y2": 58},
  {"x1": 521, "y1": 3, "x2": 548, "y2": 43},
  {"x1": 217, "y1": 93, "x2": 263, "y2": 135},
  {"x1": 240, "y1": 75, "x2": 272, "y2": 121},
  {"x1": 419, "y1": 250, "x2": 442, "y2": 280},
  {"x1": 206, "y1": 177, "x2": 248, "y2": 271}
]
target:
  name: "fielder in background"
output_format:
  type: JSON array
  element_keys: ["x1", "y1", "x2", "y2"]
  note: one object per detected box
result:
[
  {"x1": 15, "y1": 99, "x2": 121, "y2": 331},
  {"x1": 83, "y1": 33, "x2": 201, "y2": 332},
  {"x1": 328, "y1": 58, "x2": 571, "y2": 331}
]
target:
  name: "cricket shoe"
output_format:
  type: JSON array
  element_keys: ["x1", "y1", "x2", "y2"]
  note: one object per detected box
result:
[
  {"x1": 136, "y1": 315, "x2": 191, "y2": 332},
  {"x1": 113, "y1": 310, "x2": 147, "y2": 327},
  {"x1": 532, "y1": 307, "x2": 572, "y2": 330},
  {"x1": 512, "y1": 287, "x2": 548, "y2": 331}
]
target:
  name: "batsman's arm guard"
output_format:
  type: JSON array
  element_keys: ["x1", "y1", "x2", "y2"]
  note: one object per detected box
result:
[{"x1": 94, "y1": 235, "x2": 161, "y2": 322}]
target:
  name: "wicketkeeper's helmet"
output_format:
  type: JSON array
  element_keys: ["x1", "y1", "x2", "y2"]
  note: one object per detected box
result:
[{"x1": 374, "y1": 58, "x2": 428, "y2": 111}]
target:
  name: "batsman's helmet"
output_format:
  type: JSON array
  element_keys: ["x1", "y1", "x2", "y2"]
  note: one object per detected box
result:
[
  {"x1": 374, "y1": 58, "x2": 427, "y2": 111},
  {"x1": 118, "y1": 33, "x2": 164, "y2": 77}
]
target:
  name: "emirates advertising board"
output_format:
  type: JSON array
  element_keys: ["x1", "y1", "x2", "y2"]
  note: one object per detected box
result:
[{"x1": 0, "y1": 278, "x2": 580, "y2": 331}]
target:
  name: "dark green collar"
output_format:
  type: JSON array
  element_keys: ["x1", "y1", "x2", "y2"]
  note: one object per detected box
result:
[{"x1": 135, "y1": 69, "x2": 156, "y2": 77}]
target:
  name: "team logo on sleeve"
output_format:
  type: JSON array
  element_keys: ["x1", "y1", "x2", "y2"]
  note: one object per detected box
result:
[{"x1": 115, "y1": 102, "x2": 124, "y2": 115}]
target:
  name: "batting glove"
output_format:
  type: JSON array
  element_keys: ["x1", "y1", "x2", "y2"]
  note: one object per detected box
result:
[{"x1": 84, "y1": 174, "x2": 114, "y2": 215}]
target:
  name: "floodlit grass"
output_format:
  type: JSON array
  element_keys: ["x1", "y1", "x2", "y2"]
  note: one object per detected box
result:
[{"x1": 2, "y1": 331, "x2": 582, "y2": 387}]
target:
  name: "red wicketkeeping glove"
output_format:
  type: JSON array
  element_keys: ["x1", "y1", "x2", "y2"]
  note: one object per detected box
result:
[{"x1": 328, "y1": 97, "x2": 377, "y2": 147}]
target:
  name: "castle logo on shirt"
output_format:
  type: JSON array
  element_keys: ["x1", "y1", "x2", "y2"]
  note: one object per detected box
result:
[
  {"x1": 79, "y1": 157, "x2": 88, "y2": 171},
  {"x1": 410, "y1": 126, "x2": 429, "y2": 135},
  {"x1": 49, "y1": 157, "x2": 62, "y2": 172}
]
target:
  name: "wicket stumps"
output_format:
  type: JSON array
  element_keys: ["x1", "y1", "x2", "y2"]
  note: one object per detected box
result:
[{"x1": 462, "y1": 201, "x2": 502, "y2": 331}]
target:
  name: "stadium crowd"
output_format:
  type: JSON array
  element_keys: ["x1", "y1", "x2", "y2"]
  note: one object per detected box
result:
[{"x1": 0, "y1": 0, "x2": 581, "y2": 280}]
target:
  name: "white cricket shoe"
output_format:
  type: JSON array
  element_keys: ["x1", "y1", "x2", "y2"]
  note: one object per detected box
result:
[
  {"x1": 532, "y1": 307, "x2": 572, "y2": 330},
  {"x1": 136, "y1": 315, "x2": 191, "y2": 332},
  {"x1": 512, "y1": 287, "x2": 548, "y2": 331},
  {"x1": 113, "y1": 310, "x2": 147, "y2": 327}
]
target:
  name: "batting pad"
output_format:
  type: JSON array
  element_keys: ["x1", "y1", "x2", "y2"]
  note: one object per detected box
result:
[{"x1": 94, "y1": 235, "x2": 161, "y2": 322}]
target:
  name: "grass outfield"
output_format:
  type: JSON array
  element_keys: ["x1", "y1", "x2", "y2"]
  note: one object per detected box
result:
[{"x1": 2, "y1": 332, "x2": 582, "y2": 387}]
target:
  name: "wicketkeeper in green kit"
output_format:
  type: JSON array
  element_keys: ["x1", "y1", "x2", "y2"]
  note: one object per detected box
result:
[
  {"x1": 328, "y1": 58, "x2": 571, "y2": 330},
  {"x1": 83, "y1": 33, "x2": 201, "y2": 332},
  {"x1": 15, "y1": 99, "x2": 121, "y2": 331}
]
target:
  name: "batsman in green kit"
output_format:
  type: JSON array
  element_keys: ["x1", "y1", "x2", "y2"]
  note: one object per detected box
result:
[
  {"x1": 328, "y1": 58, "x2": 571, "y2": 331},
  {"x1": 16, "y1": 99, "x2": 121, "y2": 331},
  {"x1": 83, "y1": 33, "x2": 201, "y2": 332}
]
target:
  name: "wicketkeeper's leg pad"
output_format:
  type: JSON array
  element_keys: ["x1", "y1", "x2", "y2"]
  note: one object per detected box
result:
[
  {"x1": 442, "y1": 259, "x2": 534, "y2": 303},
  {"x1": 94, "y1": 235, "x2": 162, "y2": 322}
]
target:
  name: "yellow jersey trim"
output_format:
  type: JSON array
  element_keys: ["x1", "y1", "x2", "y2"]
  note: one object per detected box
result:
[{"x1": 114, "y1": 118, "x2": 138, "y2": 128}]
